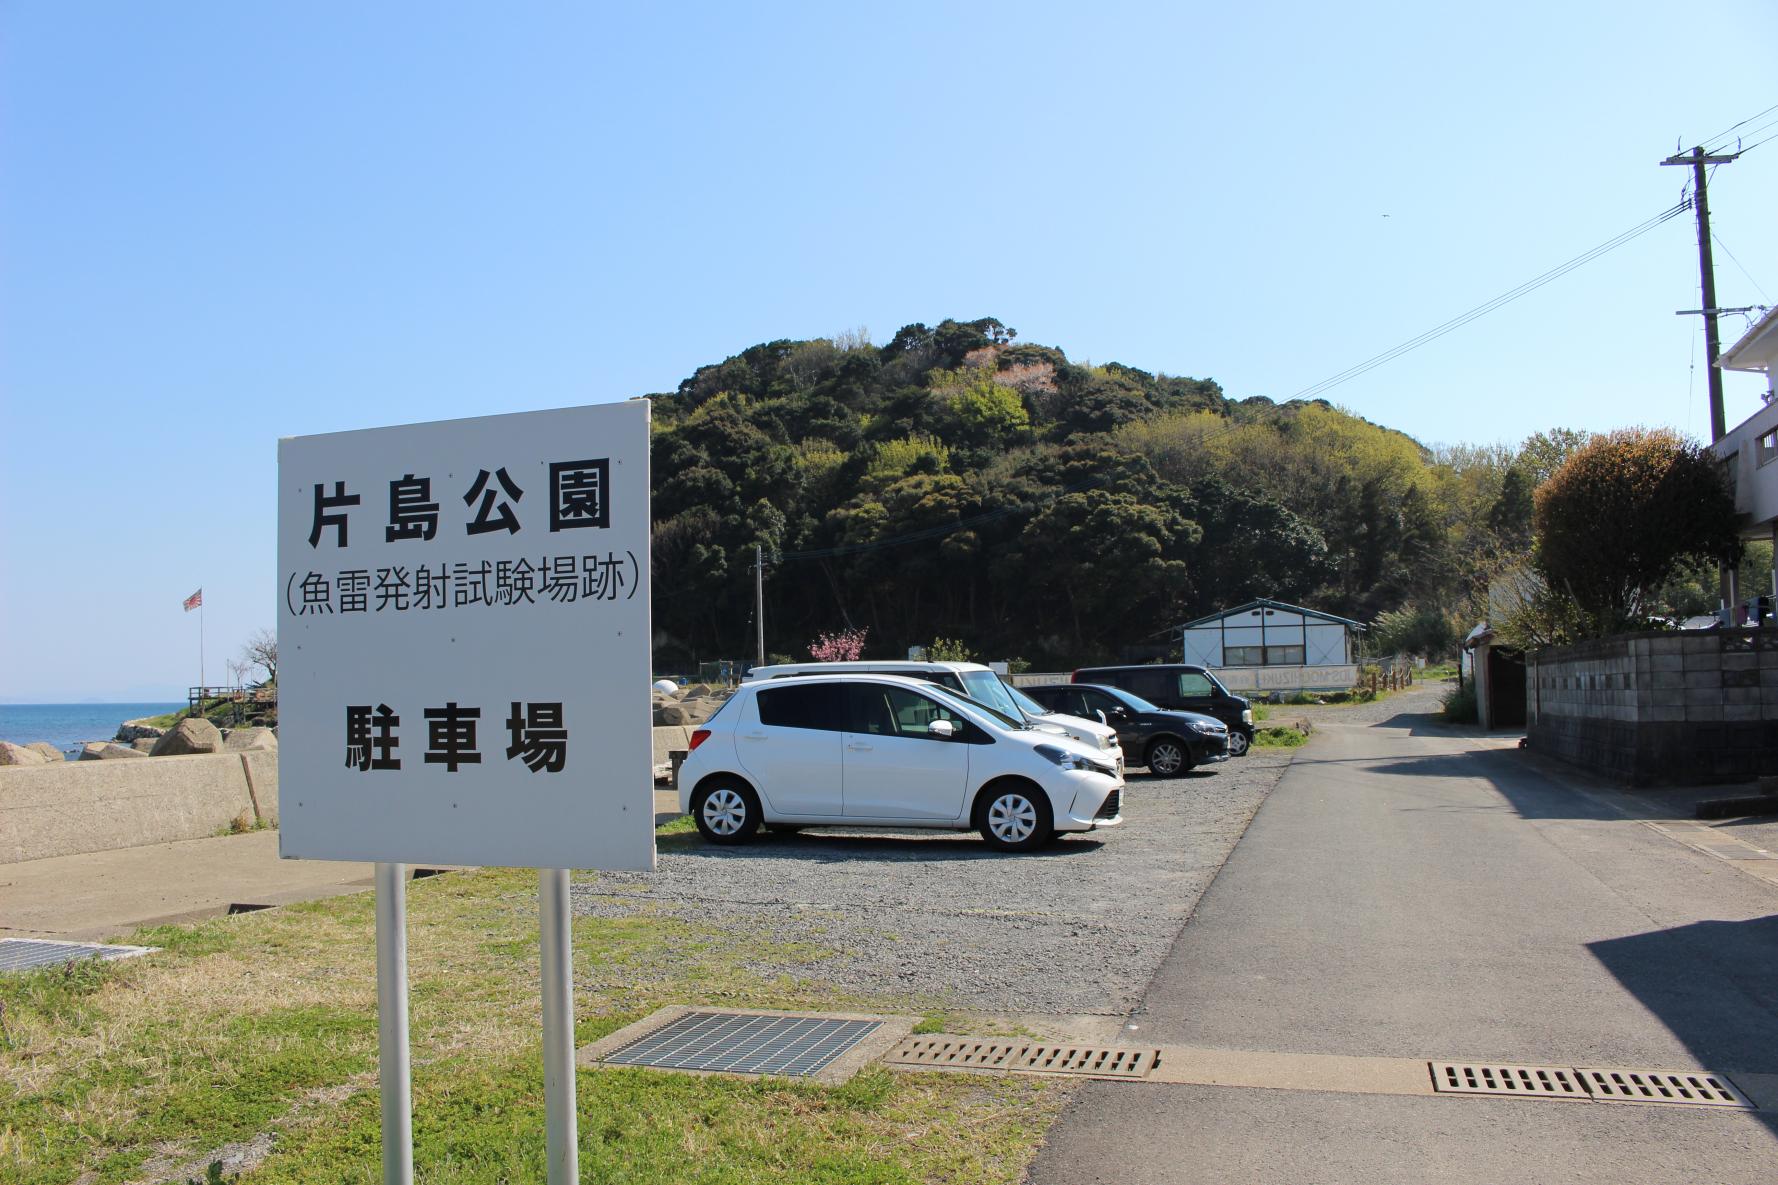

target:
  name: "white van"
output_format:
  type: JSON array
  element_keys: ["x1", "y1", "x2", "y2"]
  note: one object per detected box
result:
[{"x1": 745, "y1": 660, "x2": 1123, "y2": 762}]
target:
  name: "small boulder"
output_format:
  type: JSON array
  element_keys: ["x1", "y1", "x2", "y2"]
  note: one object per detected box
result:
[
  {"x1": 682, "y1": 682, "x2": 718, "y2": 699},
  {"x1": 115, "y1": 719, "x2": 167, "y2": 743},
  {"x1": 678, "y1": 696, "x2": 724, "y2": 725},
  {"x1": 0, "y1": 741, "x2": 51, "y2": 766},
  {"x1": 150, "y1": 717, "x2": 224, "y2": 756},
  {"x1": 80, "y1": 742, "x2": 146, "y2": 760},
  {"x1": 654, "y1": 702, "x2": 694, "y2": 726},
  {"x1": 26, "y1": 742, "x2": 67, "y2": 763},
  {"x1": 224, "y1": 728, "x2": 278, "y2": 752},
  {"x1": 133, "y1": 738, "x2": 158, "y2": 752}
]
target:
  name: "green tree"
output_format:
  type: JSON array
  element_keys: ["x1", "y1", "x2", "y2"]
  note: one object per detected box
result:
[{"x1": 1533, "y1": 428, "x2": 1741, "y2": 636}]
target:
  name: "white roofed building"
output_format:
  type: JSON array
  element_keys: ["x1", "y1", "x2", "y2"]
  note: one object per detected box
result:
[{"x1": 1179, "y1": 598, "x2": 1364, "y2": 694}]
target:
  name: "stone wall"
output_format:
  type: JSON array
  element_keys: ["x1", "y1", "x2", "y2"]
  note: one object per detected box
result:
[{"x1": 1527, "y1": 628, "x2": 1778, "y2": 784}]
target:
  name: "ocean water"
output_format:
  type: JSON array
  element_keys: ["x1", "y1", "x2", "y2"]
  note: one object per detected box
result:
[{"x1": 0, "y1": 703, "x2": 183, "y2": 758}]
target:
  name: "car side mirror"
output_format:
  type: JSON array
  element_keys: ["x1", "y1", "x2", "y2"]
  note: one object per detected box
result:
[{"x1": 929, "y1": 719, "x2": 957, "y2": 739}]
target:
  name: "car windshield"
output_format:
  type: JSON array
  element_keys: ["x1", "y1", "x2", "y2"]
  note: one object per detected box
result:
[
  {"x1": 959, "y1": 670, "x2": 1026, "y2": 719},
  {"x1": 1002, "y1": 683, "x2": 1051, "y2": 717},
  {"x1": 923, "y1": 682, "x2": 1028, "y2": 731}
]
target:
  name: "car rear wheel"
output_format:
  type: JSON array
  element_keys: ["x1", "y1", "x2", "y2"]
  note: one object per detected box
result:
[
  {"x1": 976, "y1": 783, "x2": 1054, "y2": 853},
  {"x1": 691, "y1": 780, "x2": 762, "y2": 844},
  {"x1": 1145, "y1": 737, "x2": 1193, "y2": 777},
  {"x1": 1227, "y1": 730, "x2": 1251, "y2": 757}
]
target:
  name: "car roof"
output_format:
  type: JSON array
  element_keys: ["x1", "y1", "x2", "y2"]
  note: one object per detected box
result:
[
  {"x1": 746, "y1": 660, "x2": 993, "y2": 680},
  {"x1": 742, "y1": 672, "x2": 976, "y2": 690},
  {"x1": 1034, "y1": 683, "x2": 1225, "y2": 725}
]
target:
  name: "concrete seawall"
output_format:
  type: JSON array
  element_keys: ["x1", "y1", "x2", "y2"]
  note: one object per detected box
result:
[
  {"x1": 0, "y1": 726, "x2": 696, "y2": 863},
  {"x1": 0, "y1": 751, "x2": 278, "y2": 864}
]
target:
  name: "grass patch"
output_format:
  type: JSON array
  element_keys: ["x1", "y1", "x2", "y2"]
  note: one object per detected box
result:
[
  {"x1": 1253, "y1": 726, "x2": 1309, "y2": 748},
  {"x1": 1, "y1": 866, "x2": 1065, "y2": 1184},
  {"x1": 654, "y1": 813, "x2": 696, "y2": 836}
]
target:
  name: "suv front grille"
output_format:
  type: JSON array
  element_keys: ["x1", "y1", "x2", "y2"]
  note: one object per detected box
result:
[{"x1": 1094, "y1": 788, "x2": 1121, "y2": 819}]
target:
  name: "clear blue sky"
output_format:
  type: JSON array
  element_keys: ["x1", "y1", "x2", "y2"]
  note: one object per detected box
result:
[{"x1": 3, "y1": 2, "x2": 1774, "y2": 701}]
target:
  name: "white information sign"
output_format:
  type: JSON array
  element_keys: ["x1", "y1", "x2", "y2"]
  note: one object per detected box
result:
[{"x1": 276, "y1": 400, "x2": 655, "y2": 871}]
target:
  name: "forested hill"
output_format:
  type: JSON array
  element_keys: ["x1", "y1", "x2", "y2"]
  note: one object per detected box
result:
[{"x1": 648, "y1": 317, "x2": 1546, "y2": 668}]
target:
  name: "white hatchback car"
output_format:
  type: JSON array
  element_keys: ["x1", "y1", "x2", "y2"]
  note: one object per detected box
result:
[{"x1": 677, "y1": 674, "x2": 1124, "y2": 852}]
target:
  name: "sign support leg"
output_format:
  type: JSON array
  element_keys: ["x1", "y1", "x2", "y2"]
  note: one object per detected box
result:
[
  {"x1": 375, "y1": 862, "x2": 413, "y2": 1185},
  {"x1": 540, "y1": 867, "x2": 579, "y2": 1184}
]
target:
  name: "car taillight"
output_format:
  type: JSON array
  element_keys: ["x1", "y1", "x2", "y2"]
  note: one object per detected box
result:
[{"x1": 688, "y1": 729, "x2": 711, "y2": 751}]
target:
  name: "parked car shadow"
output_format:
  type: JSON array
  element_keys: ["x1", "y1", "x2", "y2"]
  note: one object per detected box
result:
[
  {"x1": 656, "y1": 827, "x2": 1108, "y2": 862},
  {"x1": 1126, "y1": 768, "x2": 1220, "y2": 784},
  {"x1": 1587, "y1": 914, "x2": 1778, "y2": 1130}
]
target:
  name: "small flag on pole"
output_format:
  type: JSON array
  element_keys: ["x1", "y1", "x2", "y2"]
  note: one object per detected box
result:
[{"x1": 183, "y1": 589, "x2": 203, "y2": 612}]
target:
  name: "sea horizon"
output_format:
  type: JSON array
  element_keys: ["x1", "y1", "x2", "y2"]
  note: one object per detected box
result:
[{"x1": 0, "y1": 701, "x2": 185, "y2": 756}]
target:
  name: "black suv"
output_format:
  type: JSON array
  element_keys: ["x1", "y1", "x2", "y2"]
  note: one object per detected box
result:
[
  {"x1": 1023, "y1": 683, "x2": 1228, "y2": 776},
  {"x1": 1072, "y1": 664, "x2": 1255, "y2": 756}
]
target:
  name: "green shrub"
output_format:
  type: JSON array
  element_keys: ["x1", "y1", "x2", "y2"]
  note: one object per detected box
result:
[{"x1": 1441, "y1": 683, "x2": 1478, "y2": 723}]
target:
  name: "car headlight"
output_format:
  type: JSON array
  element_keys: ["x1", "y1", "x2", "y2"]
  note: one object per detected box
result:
[
  {"x1": 1035, "y1": 743, "x2": 1113, "y2": 774},
  {"x1": 1241, "y1": 709, "x2": 1253, "y2": 724},
  {"x1": 1096, "y1": 733, "x2": 1113, "y2": 750},
  {"x1": 1190, "y1": 720, "x2": 1223, "y2": 734}
]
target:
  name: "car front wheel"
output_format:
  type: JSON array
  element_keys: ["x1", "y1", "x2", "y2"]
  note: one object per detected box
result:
[
  {"x1": 1227, "y1": 730, "x2": 1251, "y2": 757},
  {"x1": 1145, "y1": 737, "x2": 1192, "y2": 777},
  {"x1": 976, "y1": 783, "x2": 1054, "y2": 853},
  {"x1": 691, "y1": 780, "x2": 762, "y2": 844}
]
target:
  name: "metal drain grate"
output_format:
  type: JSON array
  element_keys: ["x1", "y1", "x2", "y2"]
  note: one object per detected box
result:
[
  {"x1": 601, "y1": 1011, "x2": 881, "y2": 1077},
  {"x1": 0, "y1": 938, "x2": 153, "y2": 974},
  {"x1": 1579, "y1": 1068, "x2": 1754, "y2": 1108},
  {"x1": 1432, "y1": 1062, "x2": 1753, "y2": 1108},
  {"x1": 1431, "y1": 1063, "x2": 1588, "y2": 1099},
  {"x1": 885, "y1": 1037, "x2": 1160, "y2": 1079}
]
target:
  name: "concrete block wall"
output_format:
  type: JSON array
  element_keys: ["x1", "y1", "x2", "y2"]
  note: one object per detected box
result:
[
  {"x1": 0, "y1": 751, "x2": 278, "y2": 864},
  {"x1": 1528, "y1": 628, "x2": 1778, "y2": 784}
]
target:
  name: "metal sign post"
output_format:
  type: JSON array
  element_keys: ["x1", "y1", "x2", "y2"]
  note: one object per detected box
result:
[
  {"x1": 539, "y1": 868, "x2": 577, "y2": 1184},
  {"x1": 374, "y1": 863, "x2": 413, "y2": 1185},
  {"x1": 277, "y1": 400, "x2": 654, "y2": 1182}
]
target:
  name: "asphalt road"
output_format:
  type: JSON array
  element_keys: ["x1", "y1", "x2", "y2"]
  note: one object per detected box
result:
[{"x1": 1028, "y1": 694, "x2": 1778, "y2": 1185}]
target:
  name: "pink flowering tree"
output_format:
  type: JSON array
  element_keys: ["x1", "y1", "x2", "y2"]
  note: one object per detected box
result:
[{"x1": 808, "y1": 627, "x2": 868, "y2": 662}]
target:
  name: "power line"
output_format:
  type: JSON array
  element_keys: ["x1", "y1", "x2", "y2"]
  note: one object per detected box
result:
[
  {"x1": 1712, "y1": 230, "x2": 1770, "y2": 301},
  {"x1": 1286, "y1": 201, "x2": 1692, "y2": 402},
  {"x1": 1739, "y1": 127, "x2": 1778, "y2": 155},
  {"x1": 1700, "y1": 101, "x2": 1778, "y2": 153}
]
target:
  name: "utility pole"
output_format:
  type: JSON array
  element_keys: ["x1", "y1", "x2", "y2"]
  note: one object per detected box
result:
[
  {"x1": 1661, "y1": 145, "x2": 1740, "y2": 442},
  {"x1": 754, "y1": 544, "x2": 766, "y2": 668},
  {"x1": 1662, "y1": 144, "x2": 1741, "y2": 619}
]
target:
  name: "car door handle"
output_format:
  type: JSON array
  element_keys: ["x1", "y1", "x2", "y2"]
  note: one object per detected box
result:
[
  {"x1": 847, "y1": 741, "x2": 872, "y2": 751},
  {"x1": 742, "y1": 731, "x2": 768, "y2": 741}
]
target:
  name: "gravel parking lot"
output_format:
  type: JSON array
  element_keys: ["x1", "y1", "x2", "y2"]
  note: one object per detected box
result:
[{"x1": 575, "y1": 752, "x2": 1294, "y2": 1016}]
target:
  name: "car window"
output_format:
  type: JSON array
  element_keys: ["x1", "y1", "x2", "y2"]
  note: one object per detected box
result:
[
  {"x1": 1125, "y1": 670, "x2": 1171, "y2": 702},
  {"x1": 1104, "y1": 685, "x2": 1160, "y2": 713},
  {"x1": 1079, "y1": 688, "x2": 1123, "y2": 716},
  {"x1": 849, "y1": 683, "x2": 968, "y2": 740},
  {"x1": 1178, "y1": 672, "x2": 1215, "y2": 698},
  {"x1": 756, "y1": 684, "x2": 842, "y2": 731}
]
